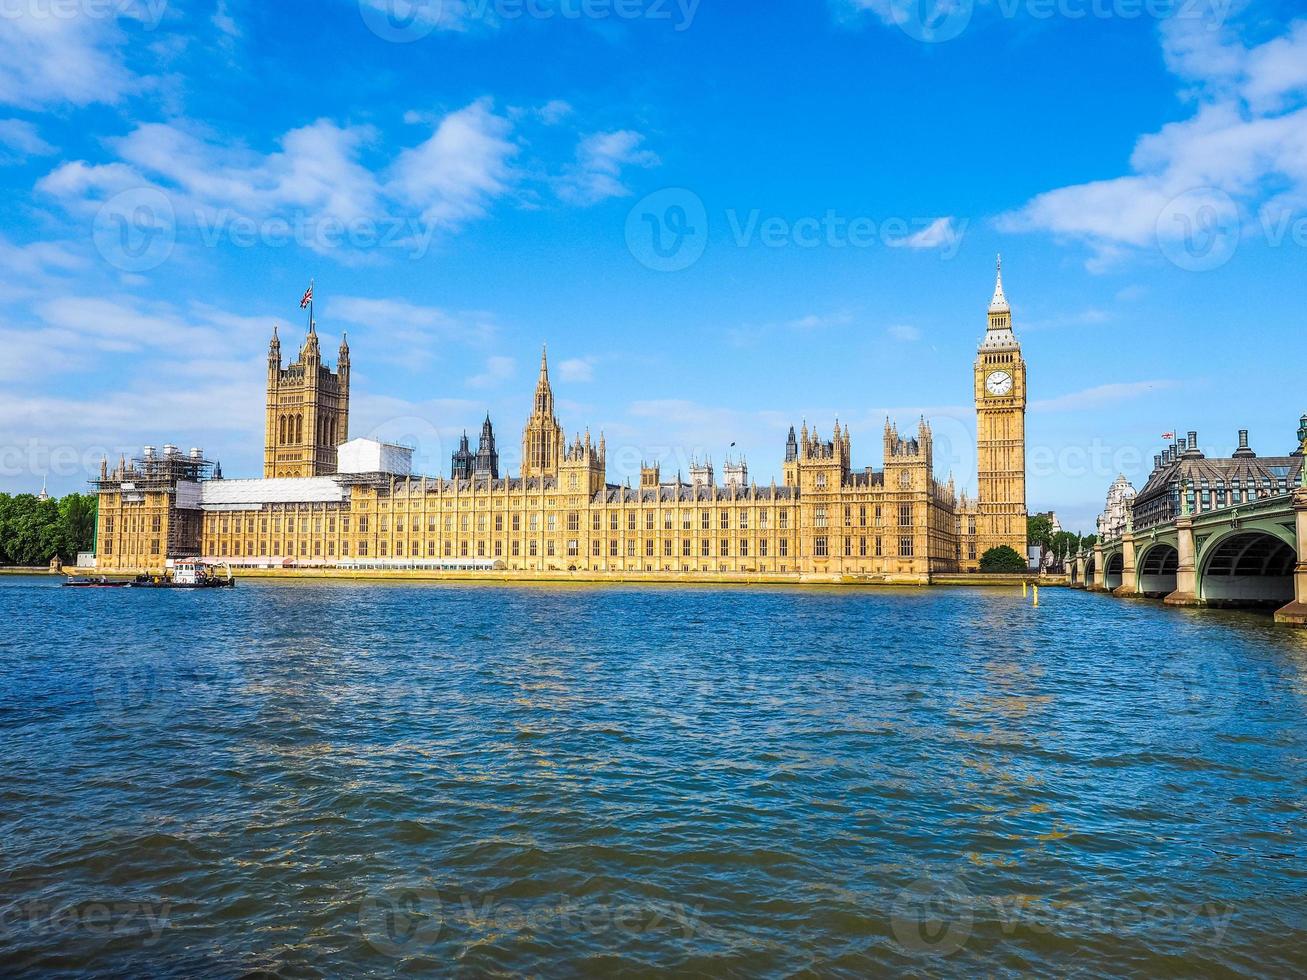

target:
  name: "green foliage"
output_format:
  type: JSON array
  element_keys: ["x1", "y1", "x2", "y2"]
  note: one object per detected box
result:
[
  {"x1": 1027, "y1": 514, "x2": 1055, "y2": 550},
  {"x1": 0, "y1": 492, "x2": 98, "y2": 566},
  {"x1": 1050, "y1": 530, "x2": 1080, "y2": 566},
  {"x1": 979, "y1": 545, "x2": 1028, "y2": 573}
]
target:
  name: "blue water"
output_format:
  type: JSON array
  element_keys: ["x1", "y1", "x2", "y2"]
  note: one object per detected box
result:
[{"x1": 2, "y1": 576, "x2": 1305, "y2": 976}]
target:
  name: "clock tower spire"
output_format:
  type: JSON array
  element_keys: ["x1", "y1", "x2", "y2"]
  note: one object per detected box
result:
[{"x1": 974, "y1": 255, "x2": 1028, "y2": 562}]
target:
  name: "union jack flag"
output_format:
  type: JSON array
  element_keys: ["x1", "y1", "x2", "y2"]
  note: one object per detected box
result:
[
  {"x1": 1161, "y1": 431, "x2": 1175, "y2": 440},
  {"x1": 300, "y1": 284, "x2": 313, "y2": 309}
]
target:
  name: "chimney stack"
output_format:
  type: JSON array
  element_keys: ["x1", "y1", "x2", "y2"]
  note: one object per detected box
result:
[{"x1": 1233, "y1": 429, "x2": 1255, "y2": 458}]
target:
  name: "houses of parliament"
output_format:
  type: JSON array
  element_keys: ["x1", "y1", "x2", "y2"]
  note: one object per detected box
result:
[{"x1": 91, "y1": 264, "x2": 1028, "y2": 580}]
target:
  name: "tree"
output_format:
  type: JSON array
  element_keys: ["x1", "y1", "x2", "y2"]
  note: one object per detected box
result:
[
  {"x1": 1049, "y1": 530, "x2": 1081, "y2": 571},
  {"x1": 979, "y1": 545, "x2": 1027, "y2": 573},
  {"x1": 1027, "y1": 514, "x2": 1054, "y2": 569},
  {"x1": 0, "y1": 492, "x2": 98, "y2": 567}
]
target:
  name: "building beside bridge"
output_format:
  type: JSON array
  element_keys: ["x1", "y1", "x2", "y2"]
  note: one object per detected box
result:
[
  {"x1": 1072, "y1": 419, "x2": 1307, "y2": 626},
  {"x1": 91, "y1": 265, "x2": 1030, "y2": 582}
]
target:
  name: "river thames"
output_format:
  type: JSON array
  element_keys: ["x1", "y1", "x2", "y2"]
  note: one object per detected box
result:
[{"x1": 2, "y1": 576, "x2": 1305, "y2": 976}]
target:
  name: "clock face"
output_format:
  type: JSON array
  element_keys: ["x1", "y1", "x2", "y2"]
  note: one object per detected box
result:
[{"x1": 986, "y1": 370, "x2": 1013, "y2": 396}]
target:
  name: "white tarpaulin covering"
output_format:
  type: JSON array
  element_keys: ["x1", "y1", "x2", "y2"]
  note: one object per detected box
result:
[
  {"x1": 201, "y1": 477, "x2": 347, "y2": 509},
  {"x1": 338, "y1": 438, "x2": 413, "y2": 476}
]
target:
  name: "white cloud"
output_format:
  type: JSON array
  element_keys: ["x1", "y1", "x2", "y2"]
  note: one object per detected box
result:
[
  {"x1": 213, "y1": 0, "x2": 241, "y2": 38},
  {"x1": 389, "y1": 98, "x2": 518, "y2": 226},
  {"x1": 329, "y1": 296, "x2": 497, "y2": 369},
  {"x1": 0, "y1": 7, "x2": 133, "y2": 108},
  {"x1": 785, "y1": 311, "x2": 854, "y2": 330},
  {"x1": 0, "y1": 118, "x2": 54, "y2": 161},
  {"x1": 1031, "y1": 380, "x2": 1180, "y2": 414},
  {"x1": 1001, "y1": 12, "x2": 1307, "y2": 267},
  {"x1": 109, "y1": 118, "x2": 382, "y2": 224},
  {"x1": 887, "y1": 323, "x2": 921, "y2": 342},
  {"x1": 558, "y1": 130, "x2": 660, "y2": 204},
  {"x1": 558, "y1": 357, "x2": 595, "y2": 382},
  {"x1": 468, "y1": 355, "x2": 516, "y2": 388},
  {"x1": 890, "y1": 215, "x2": 965, "y2": 251},
  {"x1": 40, "y1": 101, "x2": 518, "y2": 249},
  {"x1": 539, "y1": 99, "x2": 574, "y2": 124}
]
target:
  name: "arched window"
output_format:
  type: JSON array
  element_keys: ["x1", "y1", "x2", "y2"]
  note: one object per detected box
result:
[
  {"x1": 279, "y1": 415, "x2": 286, "y2": 443},
  {"x1": 296, "y1": 414, "x2": 303, "y2": 443}
]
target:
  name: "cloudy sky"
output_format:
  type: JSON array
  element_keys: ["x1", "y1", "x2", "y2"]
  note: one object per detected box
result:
[{"x1": 2, "y1": 0, "x2": 1305, "y2": 530}]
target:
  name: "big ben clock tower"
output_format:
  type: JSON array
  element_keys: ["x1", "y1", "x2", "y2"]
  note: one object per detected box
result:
[{"x1": 974, "y1": 256, "x2": 1028, "y2": 559}]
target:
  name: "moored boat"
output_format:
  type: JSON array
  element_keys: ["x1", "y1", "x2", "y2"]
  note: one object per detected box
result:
[
  {"x1": 63, "y1": 561, "x2": 235, "y2": 589},
  {"x1": 62, "y1": 576, "x2": 131, "y2": 588},
  {"x1": 130, "y1": 560, "x2": 235, "y2": 589}
]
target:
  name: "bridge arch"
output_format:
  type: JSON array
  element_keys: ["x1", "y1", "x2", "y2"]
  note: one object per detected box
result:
[
  {"x1": 1137, "y1": 543, "x2": 1179, "y2": 598},
  {"x1": 1104, "y1": 552, "x2": 1124, "y2": 591},
  {"x1": 1198, "y1": 527, "x2": 1297, "y2": 608},
  {"x1": 1084, "y1": 554, "x2": 1096, "y2": 588}
]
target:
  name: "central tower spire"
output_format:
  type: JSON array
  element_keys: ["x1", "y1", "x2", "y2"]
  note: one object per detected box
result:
[{"x1": 522, "y1": 343, "x2": 563, "y2": 480}]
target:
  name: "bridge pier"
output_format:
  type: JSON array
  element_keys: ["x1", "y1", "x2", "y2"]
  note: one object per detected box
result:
[
  {"x1": 1090, "y1": 542, "x2": 1106, "y2": 592},
  {"x1": 1164, "y1": 515, "x2": 1201, "y2": 607},
  {"x1": 1274, "y1": 487, "x2": 1307, "y2": 626},
  {"x1": 1112, "y1": 530, "x2": 1138, "y2": 597},
  {"x1": 1073, "y1": 553, "x2": 1086, "y2": 589}
]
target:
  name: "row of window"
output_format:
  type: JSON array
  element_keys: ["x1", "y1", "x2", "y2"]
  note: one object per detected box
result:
[
  {"x1": 813, "y1": 535, "x2": 913, "y2": 558},
  {"x1": 100, "y1": 538, "x2": 161, "y2": 556},
  {"x1": 207, "y1": 507, "x2": 806, "y2": 536},
  {"x1": 209, "y1": 537, "x2": 799, "y2": 560},
  {"x1": 102, "y1": 514, "x2": 162, "y2": 534}
]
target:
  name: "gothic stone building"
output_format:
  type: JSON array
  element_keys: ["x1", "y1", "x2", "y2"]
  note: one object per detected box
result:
[
  {"x1": 93, "y1": 269, "x2": 1028, "y2": 580},
  {"x1": 955, "y1": 259, "x2": 1029, "y2": 569}
]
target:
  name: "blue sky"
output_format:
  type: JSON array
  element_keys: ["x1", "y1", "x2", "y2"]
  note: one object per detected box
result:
[{"x1": 1, "y1": 0, "x2": 1305, "y2": 531}]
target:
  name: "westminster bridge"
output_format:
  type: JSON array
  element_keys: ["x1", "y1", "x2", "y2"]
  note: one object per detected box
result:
[{"x1": 1070, "y1": 484, "x2": 1307, "y2": 626}]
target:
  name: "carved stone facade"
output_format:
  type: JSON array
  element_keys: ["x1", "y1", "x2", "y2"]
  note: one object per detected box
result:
[
  {"x1": 264, "y1": 324, "x2": 349, "y2": 478},
  {"x1": 95, "y1": 268, "x2": 1034, "y2": 581}
]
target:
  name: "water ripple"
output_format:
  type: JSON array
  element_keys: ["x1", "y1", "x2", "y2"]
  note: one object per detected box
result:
[{"x1": 2, "y1": 578, "x2": 1305, "y2": 975}]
